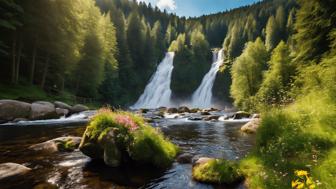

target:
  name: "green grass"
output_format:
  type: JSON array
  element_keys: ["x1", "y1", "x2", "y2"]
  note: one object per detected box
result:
[
  {"x1": 81, "y1": 109, "x2": 179, "y2": 168},
  {"x1": 240, "y1": 90, "x2": 336, "y2": 189},
  {"x1": 192, "y1": 159, "x2": 243, "y2": 184}
]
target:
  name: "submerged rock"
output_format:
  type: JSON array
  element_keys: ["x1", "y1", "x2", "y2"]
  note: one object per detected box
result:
[
  {"x1": 0, "y1": 163, "x2": 31, "y2": 182},
  {"x1": 0, "y1": 100, "x2": 31, "y2": 121},
  {"x1": 203, "y1": 115, "x2": 220, "y2": 121},
  {"x1": 30, "y1": 101, "x2": 57, "y2": 120},
  {"x1": 29, "y1": 136, "x2": 81, "y2": 153},
  {"x1": 71, "y1": 104, "x2": 89, "y2": 114},
  {"x1": 241, "y1": 118, "x2": 261, "y2": 134},
  {"x1": 177, "y1": 153, "x2": 193, "y2": 164},
  {"x1": 188, "y1": 117, "x2": 203, "y2": 121},
  {"x1": 192, "y1": 157, "x2": 243, "y2": 184}
]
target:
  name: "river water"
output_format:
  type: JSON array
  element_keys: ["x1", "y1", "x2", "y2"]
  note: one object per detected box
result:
[{"x1": 0, "y1": 112, "x2": 255, "y2": 189}]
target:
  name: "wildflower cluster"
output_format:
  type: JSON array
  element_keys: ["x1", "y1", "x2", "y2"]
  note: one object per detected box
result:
[
  {"x1": 114, "y1": 115, "x2": 139, "y2": 131},
  {"x1": 292, "y1": 170, "x2": 316, "y2": 189}
]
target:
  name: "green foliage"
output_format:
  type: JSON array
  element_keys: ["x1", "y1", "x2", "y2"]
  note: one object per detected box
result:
[
  {"x1": 265, "y1": 16, "x2": 277, "y2": 51},
  {"x1": 192, "y1": 159, "x2": 243, "y2": 184},
  {"x1": 82, "y1": 109, "x2": 179, "y2": 168},
  {"x1": 257, "y1": 41, "x2": 295, "y2": 105},
  {"x1": 294, "y1": 0, "x2": 336, "y2": 63},
  {"x1": 170, "y1": 29, "x2": 212, "y2": 98},
  {"x1": 241, "y1": 88, "x2": 336, "y2": 188},
  {"x1": 230, "y1": 38, "x2": 269, "y2": 111}
]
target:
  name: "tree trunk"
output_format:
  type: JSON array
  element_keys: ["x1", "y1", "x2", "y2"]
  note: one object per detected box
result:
[
  {"x1": 15, "y1": 36, "x2": 23, "y2": 84},
  {"x1": 40, "y1": 55, "x2": 50, "y2": 89},
  {"x1": 30, "y1": 41, "x2": 37, "y2": 84},
  {"x1": 11, "y1": 34, "x2": 17, "y2": 84}
]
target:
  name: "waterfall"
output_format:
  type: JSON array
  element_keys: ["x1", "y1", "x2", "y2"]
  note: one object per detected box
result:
[
  {"x1": 191, "y1": 49, "x2": 224, "y2": 108},
  {"x1": 130, "y1": 52, "x2": 175, "y2": 109}
]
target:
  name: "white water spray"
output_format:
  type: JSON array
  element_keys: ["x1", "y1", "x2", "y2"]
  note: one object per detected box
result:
[
  {"x1": 191, "y1": 49, "x2": 224, "y2": 108},
  {"x1": 131, "y1": 52, "x2": 175, "y2": 109}
]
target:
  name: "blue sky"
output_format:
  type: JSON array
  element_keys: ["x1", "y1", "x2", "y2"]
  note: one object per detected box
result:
[{"x1": 137, "y1": 0, "x2": 262, "y2": 17}]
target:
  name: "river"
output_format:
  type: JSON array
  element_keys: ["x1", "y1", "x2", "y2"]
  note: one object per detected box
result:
[{"x1": 0, "y1": 111, "x2": 255, "y2": 189}]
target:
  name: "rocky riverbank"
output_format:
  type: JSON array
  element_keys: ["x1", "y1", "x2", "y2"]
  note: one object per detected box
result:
[{"x1": 0, "y1": 100, "x2": 89, "y2": 124}]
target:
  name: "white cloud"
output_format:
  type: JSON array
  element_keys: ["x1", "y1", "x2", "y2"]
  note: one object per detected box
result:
[{"x1": 156, "y1": 0, "x2": 177, "y2": 11}]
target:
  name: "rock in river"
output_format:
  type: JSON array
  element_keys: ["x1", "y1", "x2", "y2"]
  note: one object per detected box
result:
[
  {"x1": 177, "y1": 153, "x2": 193, "y2": 164},
  {"x1": 167, "y1": 107, "x2": 178, "y2": 114},
  {"x1": 0, "y1": 100, "x2": 31, "y2": 121},
  {"x1": 0, "y1": 163, "x2": 31, "y2": 182},
  {"x1": 54, "y1": 101, "x2": 72, "y2": 111},
  {"x1": 192, "y1": 157, "x2": 243, "y2": 184},
  {"x1": 178, "y1": 106, "x2": 190, "y2": 113},
  {"x1": 79, "y1": 110, "x2": 178, "y2": 168},
  {"x1": 241, "y1": 118, "x2": 261, "y2": 134},
  {"x1": 30, "y1": 101, "x2": 57, "y2": 120},
  {"x1": 29, "y1": 136, "x2": 82, "y2": 153},
  {"x1": 71, "y1": 104, "x2": 89, "y2": 114}
]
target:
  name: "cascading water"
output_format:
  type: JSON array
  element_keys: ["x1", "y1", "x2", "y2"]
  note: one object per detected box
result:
[
  {"x1": 191, "y1": 49, "x2": 224, "y2": 108},
  {"x1": 130, "y1": 52, "x2": 175, "y2": 109}
]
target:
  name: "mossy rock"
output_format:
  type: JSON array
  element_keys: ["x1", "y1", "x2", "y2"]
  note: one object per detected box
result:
[
  {"x1": 79, "y1": 109, "x2": 179, "y2": 168},
  {"x1": 192, "y1": 158, "x2": 243, "y2": 184},
  {"x1": 29, "y1": 136, "x2": 81, "y2": 153}
]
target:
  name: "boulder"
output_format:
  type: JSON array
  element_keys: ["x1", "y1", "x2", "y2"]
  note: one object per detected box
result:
[
  {"x1": 54, "y1": 101, "x2": 72, "y2": 111},
  {"x1": 80, "y1": 111, "x2": 178, "y2": 168},
  {"x1": 203, "y1": 115, "x2": 220, "y2": 121},
  {"x1": 139, "y1": 108, "x2": 149, "y2": 114},
  {"x1": 178, "y1": 106, "x2": 190, "y2": 113},
  {"x1": 232, "y1": 111, "x2": 251, "y2": 119},
  {"x1": 241, "y1": 118, "x2": 261, "y2": 134},
  {"x1": 190, "y1": 108, "x2": 200, "y2": 113},
  {"x1": 30, "y1": 101, "x2": 57, "y2": 120},
  {"x1": 0, "y1": 163, "x2": 31, "y2": 181},
  {"x1": 192, "y1": 157, "x2": 243, "y2": 184},
  {"x1": 29, "y1": 136, "x2": 81, "y2": 153},
  {"x1": 177, "y1": 153, "x2": 193, "y2": 164},
  {"x1": 167, "y1": 107, "x2": 178, "y2": 114},
  {"x1": 0, "y1": 100, "x2": 31, "y2": 121},
  {"x1": 200, "y1": 111, "x2": 210, "y2": 116},
  {"x1": 80, "y1": 128, "x2": 123, "y2": 167},
  {"x1": 55, "y1": 108, "x2": 69, "y2": 117},
  {"x1": 71, "y1": 104, "x2": 89, "y2": 114}
]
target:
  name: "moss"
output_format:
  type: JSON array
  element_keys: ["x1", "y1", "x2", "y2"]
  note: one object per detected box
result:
[
  {"x1": 56, "y1": 139, "x2": 77, "y2": 152},
  {"x1": 80, "y1": 108, "x2": 179, "y2": 168},
  {"x1": 192, "y1": 159, "x2": 243, "y2": 184},
  {"x1": 129, "y1": 126, "x2": 179, "y2": 168}
]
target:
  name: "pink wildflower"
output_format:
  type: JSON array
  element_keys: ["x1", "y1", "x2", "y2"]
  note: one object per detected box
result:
[{"x1": 114, "y1": 115, "x2": 139, "y2": 131}]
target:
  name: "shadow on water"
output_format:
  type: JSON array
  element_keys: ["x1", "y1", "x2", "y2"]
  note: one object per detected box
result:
[{"x1": 0, "y1": 117, "x2": 255, "y2": 189}]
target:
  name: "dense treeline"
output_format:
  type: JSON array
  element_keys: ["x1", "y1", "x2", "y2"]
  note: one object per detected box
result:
[
  {"x1": 229, "y1": 0, "x2": 336, "y2": 111},
  {"x1": 0, "y1": 0, "x2": 117, "y2": 103},
  {"x1": 0, "y1": 0, "x2": 298, "y2": 106}
]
